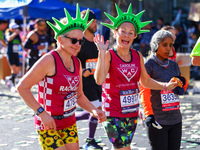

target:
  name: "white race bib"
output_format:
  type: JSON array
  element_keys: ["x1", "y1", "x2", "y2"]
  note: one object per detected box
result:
[
  {"x1": 13, "y1": 45, "x2": 19, "y2": 53},
  {"x1": 161, "y1": 90, "x2": 180, "y2": 111},
  {"x1": 120, "y1": 89, "x2": 139, "y2": 114},
  {"x1": 39, "y1": 42, "x2": 48, "y2": 56},
  {"x1": 63, "y1": 92, "x2": 77, "y2": 117}
]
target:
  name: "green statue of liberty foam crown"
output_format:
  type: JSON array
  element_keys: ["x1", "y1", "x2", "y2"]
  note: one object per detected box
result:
[
  {"x1": 190, "y1": 37, "x2": 200, "y2": 57},
  {"x1": 47, "y1": 3, "x2": 93, "y2": 40},
  {"x1": 101, "y1": 3, "x2": 152, "y2": 34}
]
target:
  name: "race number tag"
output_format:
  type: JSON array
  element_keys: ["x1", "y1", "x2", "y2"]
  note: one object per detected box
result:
[
  {"x1": 86, "y1": 58, "x2": 98, "y2": 75},
  {"x1": 120, "y1": 89, "x2": 139, "y2": 114},
  {"x1": 63, "y1": 92, "x2": 77, "y2": 117},
  {"x1": 13, "y1": 45, "x2": 19, "y2": 53},
  {"x1": 39, "y1": 42, "x2": 48, "y2": 56},
  {"x1": 161, "y1": 90, "x2": 180, "y2": 111}
]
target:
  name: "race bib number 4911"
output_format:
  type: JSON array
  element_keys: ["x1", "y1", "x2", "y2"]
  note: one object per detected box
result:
[
  {"x1": 161, "y1": 90, "x2": 180, "y2": 111},
  {"x1": 120, "y1": 89, "x2": 139, "y2": 114}
]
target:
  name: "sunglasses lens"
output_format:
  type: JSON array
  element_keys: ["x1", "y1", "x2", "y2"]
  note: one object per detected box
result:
[
  {"x1": 71, "y1": 38, "x2": 84, "y2": 45},
  {"x1": 71, "y1": 38, "x2": 78, "y2": 44},
  {"x1": 79, "y1": 39, "x2": 84, "y2": 45},
  {"x1": 65, "y1": 36, "x2": 84, "y2": 45},
  {"x1": 40, "y1": 24, "x2": 46, "y2": 27}
]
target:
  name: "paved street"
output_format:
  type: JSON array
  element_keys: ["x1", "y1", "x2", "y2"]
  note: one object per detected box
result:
[{"x1": 1, "y1": 80, "x2": 200, "y2": 150}]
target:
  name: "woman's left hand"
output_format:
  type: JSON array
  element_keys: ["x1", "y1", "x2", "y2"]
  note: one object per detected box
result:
[{"x1": 91, "y1": 109, "x2": 107, "y2": 123}]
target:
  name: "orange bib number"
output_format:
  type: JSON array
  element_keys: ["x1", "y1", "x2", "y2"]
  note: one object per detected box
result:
[{"x1": 86, "y1": 58, "x2": 98, "y2": 75}]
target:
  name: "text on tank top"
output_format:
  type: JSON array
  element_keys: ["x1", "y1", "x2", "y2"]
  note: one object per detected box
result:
[
  {"x1": 102, "y1": 49, "x2": 141, "y2": 117},
  {"x1": 35, "y1": 50, "x2": 80, "y2": 130}
]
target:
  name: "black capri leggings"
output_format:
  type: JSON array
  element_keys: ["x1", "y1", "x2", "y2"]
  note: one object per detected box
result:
[{"x1": 147, "y1": 121, "x2": 182, "y2": 150}]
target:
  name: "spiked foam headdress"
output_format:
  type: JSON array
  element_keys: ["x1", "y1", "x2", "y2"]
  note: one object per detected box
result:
[
  {"x1": 101, "y1": 3, "x2": 152, "y2": 34},
  {"x1": 190, "y1": 37, "x2": 200, "y2": 57},
  {"x1": 47, "y1": 3, "x2": 93, "y2": 40}
]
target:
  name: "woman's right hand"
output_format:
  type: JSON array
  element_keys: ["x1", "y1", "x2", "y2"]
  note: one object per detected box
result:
[
  {"x1": 40, "y1": 111, "x2": 57, "y2": 130},
  {"x1": 94, "y1": 34, "x2": 109, "y2": 52},
  {"x1": 82, "y1": 69, "x2": 91, "y2": 77},
  {"x1": 90, "y1": 109, "x2": 107, "y2": 123}
]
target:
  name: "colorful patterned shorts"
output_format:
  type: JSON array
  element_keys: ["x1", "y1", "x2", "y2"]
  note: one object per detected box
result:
[
  {"x1": 37, "y1": 123, "x2": 78, "y2": 150},
  {"x1": 103, "y1": 117, "x2": 138, "y2": 149}
]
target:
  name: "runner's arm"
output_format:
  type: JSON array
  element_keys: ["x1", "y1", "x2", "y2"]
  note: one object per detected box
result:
[
  {"x1": 140, "y1": 83, "x2": 154, "y2": 117},
  {"x1": 6, "y1": 29, "x2": 20, "y2": 42},
  {"x1": 94, "y1": 50, "x2": 110, "y2": 85},
  {"x1": 77, "y1": 60, "x2": 106, "y2": 123},
  {"x1": 139, "y1": 52, "x2": 177, "y2": 90},
  {"x1": 16, "y1": 53, "x2": 56, "y2": 130}
]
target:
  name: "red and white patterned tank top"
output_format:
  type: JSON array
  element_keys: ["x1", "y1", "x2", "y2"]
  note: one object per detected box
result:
[
  {"x1": 102, "y1": 48, "x2": 141, "y2": 118},
  {"x1": 35, "y1": 50, "x2": 80, "y2": 130}
]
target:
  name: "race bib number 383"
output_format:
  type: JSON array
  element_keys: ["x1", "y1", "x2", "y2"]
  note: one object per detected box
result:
[
  {"x1": 120, "y1": 89, "x2": 139, "y2": 114},
  {"x1": 161, "y1": 90, "x2": 180, "y2": 111}
]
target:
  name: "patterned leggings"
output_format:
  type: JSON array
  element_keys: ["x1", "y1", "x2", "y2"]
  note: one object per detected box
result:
[
  {"x1": 103, "y1": 117, "x2": 138, "y2": 149},
  {"x1": 37, "y1": 123, "x2": 78, "y2": 150}
]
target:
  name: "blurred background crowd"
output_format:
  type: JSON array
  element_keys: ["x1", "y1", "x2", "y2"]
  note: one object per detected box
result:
[{"x1": 0, "y1": 0, "x2": 200, "y2": 88}]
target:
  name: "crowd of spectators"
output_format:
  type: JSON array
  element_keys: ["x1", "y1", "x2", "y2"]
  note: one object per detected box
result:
[
  {"x1": 0, "y1": 19, "x2": 56, "y2": 68},
  {"x1": 132, "y1": 17, "x2": 200, "y2": 56},
  {"x1": 0, "y1": 8, "x2": 200, "y2": 82}
]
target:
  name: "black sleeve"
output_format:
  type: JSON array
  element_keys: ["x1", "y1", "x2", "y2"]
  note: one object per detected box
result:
[{"x1": 24, "y1": 38, "x2": 34, "y2": 49}]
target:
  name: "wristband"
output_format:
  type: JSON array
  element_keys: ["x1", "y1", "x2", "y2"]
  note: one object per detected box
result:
[
  {"x1": 98, "y1": 48, "x2": 107, "y2": 51},
  {"x1": 33, "y1": 45, "x2": 38, "y2": 50},
  {"x1": 163, "y1": 83, "x2": 167, "y2": 90},
  {"x1": 35, "y1": 107, "x2": 44, "y2": 116}
]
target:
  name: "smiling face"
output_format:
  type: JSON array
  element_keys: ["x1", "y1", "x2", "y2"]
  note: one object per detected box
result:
[
  {"x1": 156, "y1": 37, "x2": 173, "y2": 61},
  {"x1": 114, "y1": 22, "x2": 137, "y2": 49},
  {"x1": 58, "y1": 29, "x2": 83, "y2": 56},
  {"x1": 36, "y1": 21, "x2": 47, "y2": 32}
]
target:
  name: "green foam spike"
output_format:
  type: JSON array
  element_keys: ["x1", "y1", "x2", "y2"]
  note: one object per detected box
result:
[
  {"x1": 47, "y1": 3, "x2": 93, "y2": 40},
  {"x1": 101, "y1": 3, "x2": 152, "y2": 35},
  {"x1": 191, "y1": 37, "x2": 200, "y2": 57}
]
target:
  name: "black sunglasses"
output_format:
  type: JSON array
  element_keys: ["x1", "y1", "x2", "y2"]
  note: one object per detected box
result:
[{"x1": 64, "y1": 36, "x2": 85, "y2": 45}]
